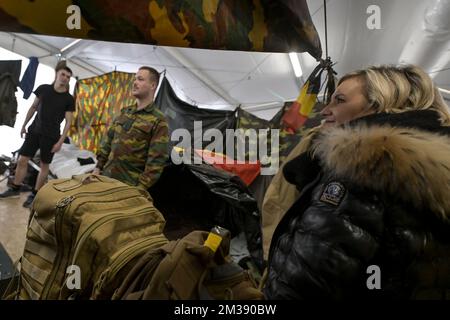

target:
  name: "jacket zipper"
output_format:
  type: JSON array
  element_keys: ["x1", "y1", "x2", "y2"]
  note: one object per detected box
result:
[{"x1": 267, "y1": 174, "x2": 321, "y2": 266}]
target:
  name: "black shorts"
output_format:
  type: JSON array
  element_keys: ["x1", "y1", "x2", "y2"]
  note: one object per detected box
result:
[{"x1": 19, "y1": 132, "x2": 58, "y2": 164}]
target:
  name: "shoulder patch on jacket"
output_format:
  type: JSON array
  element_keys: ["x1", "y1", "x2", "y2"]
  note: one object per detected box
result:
[{"x1": 320, "y1": 182, "x2": 346, "y2": 206}]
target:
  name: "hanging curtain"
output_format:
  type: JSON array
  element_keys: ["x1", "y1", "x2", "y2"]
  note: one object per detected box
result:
[
  {"x1": 0, "y1": 60, "x2": 21, "y2": 127},
  {"x1": 69, "y1": 71, "x2": 135, "y2": 152}
]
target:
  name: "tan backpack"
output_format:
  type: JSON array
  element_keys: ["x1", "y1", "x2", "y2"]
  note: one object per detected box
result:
[
  {"x1": 5, "y1": 174, "x2": 167, "y2": 300},
  {"x1": 112, "y1": 228, "x2": 264, "y2": 300}
]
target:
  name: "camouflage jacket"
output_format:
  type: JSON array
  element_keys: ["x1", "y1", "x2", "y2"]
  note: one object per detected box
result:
[{"x1": 96, "y1": 103, "x2": 169, "y2": 189}]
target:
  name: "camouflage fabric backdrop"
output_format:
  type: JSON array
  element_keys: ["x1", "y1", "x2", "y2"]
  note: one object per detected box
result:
[
  {"x1": 69, "y1": 71, "x2": 135, "y2": 152},
  {"x1": 70, "y1": 72, "x2": 324, "y2": 160},
  {"x1": 237, "y1": 102, "x2": 324, "y2": 166},
  {"x1": 0, "y1": 0, "x2": 321, "y2": 57}
]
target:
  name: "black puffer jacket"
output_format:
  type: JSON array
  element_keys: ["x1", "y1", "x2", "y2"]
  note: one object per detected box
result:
[{"x1": 265, "y1": 110, "x2": 450, "y2": 300}]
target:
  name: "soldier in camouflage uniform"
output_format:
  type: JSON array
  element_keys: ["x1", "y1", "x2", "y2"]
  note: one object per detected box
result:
[{"x1": 93, "y1": 66, "x2": 169, "y2": 190}]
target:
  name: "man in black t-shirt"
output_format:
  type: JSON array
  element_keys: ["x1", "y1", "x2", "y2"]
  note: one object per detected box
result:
[{"x1": 0, "y1": 64, "x2": 75, "y2": 207}]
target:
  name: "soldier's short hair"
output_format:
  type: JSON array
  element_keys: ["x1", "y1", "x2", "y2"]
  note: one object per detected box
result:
[{"x1": 139, "y1": 66, "x2": 160, "y2": 85}]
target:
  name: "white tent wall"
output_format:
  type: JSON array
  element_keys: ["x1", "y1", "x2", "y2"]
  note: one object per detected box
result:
[
  {"x1": 304, "y1": 0, "x2": 449, "y2": 88},
  {"x1": 0, "y1": 33, "x2": 299, "y2": 114},
  {"x1": 0, "y1": 47, "x2": 76, "y2": 156}
]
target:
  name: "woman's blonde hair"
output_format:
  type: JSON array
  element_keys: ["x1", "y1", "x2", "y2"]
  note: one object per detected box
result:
[{"x1": 339, "y1": 64, "x2": 450, "y2": 125}]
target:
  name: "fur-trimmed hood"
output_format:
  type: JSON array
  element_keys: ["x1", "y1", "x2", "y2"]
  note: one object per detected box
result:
[{"x1": 285, "y1": 110, "x2": 450, "y2": 220}]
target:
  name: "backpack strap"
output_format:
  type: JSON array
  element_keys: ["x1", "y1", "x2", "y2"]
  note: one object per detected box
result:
[
  {"x1": 142, "y1": 232, "x2": 215, "y2": 299},
  {"x1": 112, "y1": 244, "x2": 168, "y2": 300}
]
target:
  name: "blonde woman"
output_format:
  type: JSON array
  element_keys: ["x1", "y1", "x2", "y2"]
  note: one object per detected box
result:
[{"x1": 265, "y1": 65, "x2": 450, "y2": 299}]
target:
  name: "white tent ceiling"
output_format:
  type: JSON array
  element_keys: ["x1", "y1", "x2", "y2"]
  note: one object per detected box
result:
[{"x1": 0, "y1": 0, "x2": 449, "y2": 120}]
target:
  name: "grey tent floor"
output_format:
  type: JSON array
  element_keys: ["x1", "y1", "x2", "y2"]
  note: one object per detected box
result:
[{"x1": 0, "y1": 179, "x2": 29, "y2": 265}]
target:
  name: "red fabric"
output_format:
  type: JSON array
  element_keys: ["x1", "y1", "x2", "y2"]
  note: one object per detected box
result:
[
  {"x1": 195, "y1": 150, "x2": 261, "y2": 186},
  {"x1": 281, "y1": 101, "x2": 308, "y2": 133}
]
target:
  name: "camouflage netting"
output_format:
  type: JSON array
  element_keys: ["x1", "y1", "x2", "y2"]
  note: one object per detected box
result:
[
  {"x1": 71, "y1": 73, "x2": 324, "y2": 165},
  {"x1": 0, "y1": 0, "x2": 321, "y2": 57}
]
